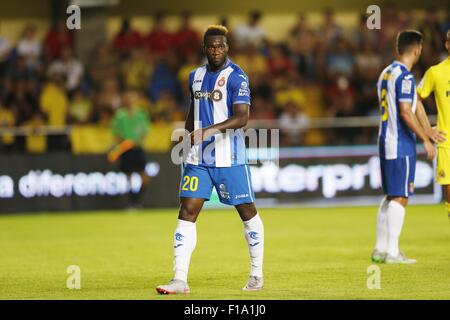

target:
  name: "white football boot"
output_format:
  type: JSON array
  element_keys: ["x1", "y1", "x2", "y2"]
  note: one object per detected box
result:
[
  {"x1": 385, "y1": 251, "x2": 417, "y2": 264},
  {"x1": 156, "y1": 279, "x2": 190, "y2": 294},
  {"x1": 242, "y1": 276, "x2": 263, "y2": 291}
]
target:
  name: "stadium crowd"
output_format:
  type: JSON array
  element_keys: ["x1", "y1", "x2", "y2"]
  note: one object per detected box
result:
[{"x1": 0, "y1": 5, "x2": 449, "y2": 152}]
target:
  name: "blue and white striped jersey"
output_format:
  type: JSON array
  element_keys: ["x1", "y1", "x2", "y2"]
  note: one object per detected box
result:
[
  {"x1": 185, "y1": 59, "x2": 251, "y2": 167},
  {"x1": 377, "y1": 60, "x2": 417, "y2": 159}
]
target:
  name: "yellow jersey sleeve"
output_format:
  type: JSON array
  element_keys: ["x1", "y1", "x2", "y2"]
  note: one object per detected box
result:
[{"x1": 417, "y1": 68, "x2": 435, "y2": 99}]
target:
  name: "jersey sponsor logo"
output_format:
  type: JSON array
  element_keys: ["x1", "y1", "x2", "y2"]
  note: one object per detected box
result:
[
  {"x1": 194, "y1": 90, "x2": 223, "y2": 101},
  {"x1": 401, "y1": 79, "x2": 412, "y2": 94},
  {"x1": 235, "y1": 193, "x2": 249, "y2": 199},
  {"x1": 218, "y1": 76, "x2": 226, "y2": 87},
  {"x1": 238, "y1": 81, "x2": 250, "y2": 97}
]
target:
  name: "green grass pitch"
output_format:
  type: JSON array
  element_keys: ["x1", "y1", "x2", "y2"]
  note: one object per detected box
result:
[{"x1": 0, "y1": 205, "x2": 449, "y2": 300}]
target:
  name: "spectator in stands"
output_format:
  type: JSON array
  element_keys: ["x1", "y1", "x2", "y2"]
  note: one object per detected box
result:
[
  {"x1": 288, "y1": 13, "x2": 317, "y2": 80},
  {"x1": 145, "y1": 12, "x2": 174, "y2": 56},
  {"x1": 177, "y1": 51, "x2": 200, "y2": 112},
  {"x1": 325, "y1": 76, "x2": 355, "y2": 117},
  {"x1": 112, "y1": 18, "x2": 143, "y2": 59},
  {"x1": 250, "y1": 95, "x2": 276, "y2": 120},
  {"x1": 17, "y1": 24, "x2": 42, "y2": 72},
  {"x1": 40, "y1": 69, "x2": 69, "y2": 151},
  {"x1": 267, "y1": 43, "x2": 294, "y2": 78},
  {"x1": 47, "y1": 46, "x2": 84, "y2": 93},
  {"x1": 68, "y1": 89, "x2": 93, "y2": 124},
  {"x1": 173, "y1": 11, "x2": 200, "y2": 62},
  {"x1": 4, "y1": 55, "x2": 36, "y2": 84},
  {"x1": 441, "y1": 9, "x2": 450, "y2": 39},
  {"x1": 7, "y1": 77, "x2": 39, "y2": 126},
  {"x1": 354, "y1": 41, "x2": 381, "y2": 116},
  {"x1": 379, "y1": 2, "x2": 403, "y2": 60},
  {"x1": 0, "y1": 34, "x2": 11, "y2": 77},
  {"x1": 351, "y1": 14, "x2": 381, "y2": 52},
  {"x1": 94, "y1": 78, "x2": 122, "y2": 117},
  {"x1": 279, "y1": 100, "x2": 309, "y2": 146},
  {"x1": 233, "y1": 43, "x2": 268, "y2": 82},
  {"x1": 22, "y1": 111, "x2": 47, "y2": 154},
  {"x1": 419, "y1": 6, "x2": 443, "y2": 52},
  {"x1": 44, "y1": 19, "x2": 75, "y2": 61},
  {"x1": 88, "y1": 42, "x2": 119, "y2": 91},
  {"x1": 0, "y1": 101, "x2": 15, "y2": 152},
  {"x1": 121, "y1": 47, "x2": 154, "y2": 91},
  {"x1": 233, "y1": 10, "x2": 266, "y2": 51},
  {"x1": 148, "y1": 53, "x2": 180, "y2": 102},
  {"x1": 318, "y1": 7, "x2": 343, "y2": 49},
  {"x1": 325, "y1": 76, "x2": 357, "y2": 144},
  {"x1": 325, "y1": 36, "x2": 355, "y2": 80},
  {"x1": 152, "y1": 89, "x2": 184, "y2": 123}
]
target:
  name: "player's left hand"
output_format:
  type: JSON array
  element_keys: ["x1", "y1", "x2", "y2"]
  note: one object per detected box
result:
[
  {"x1": 189, "y1": 127, "x2": 219, "y2": 145},
  {"x1": 427, "y1": 127, "x2": 447, "y2": 144}
]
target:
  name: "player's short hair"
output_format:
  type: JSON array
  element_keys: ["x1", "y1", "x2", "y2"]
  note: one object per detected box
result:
[
  {"x1": 396, "y1": 30, "x2": 423, "y2": 55},
  {"x1": 203, "y1": 25, "x2": 229, "y2": 43}
]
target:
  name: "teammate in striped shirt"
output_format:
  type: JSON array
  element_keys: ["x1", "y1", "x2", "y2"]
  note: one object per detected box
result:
[
  {"x1": 156, "y1": 25, "x2": 264, "y2": 294},
  {"x1": 372, "y1": 30, "x2": 443, "y2": 264}
]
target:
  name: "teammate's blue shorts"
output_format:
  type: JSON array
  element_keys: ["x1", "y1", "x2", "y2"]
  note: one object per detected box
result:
[
  {"x1": 380, "y1": 156, "x2": 416, "y2": 197},
  {"x1": 179, "y1": 164, "x2": 255, "y2": 205}
]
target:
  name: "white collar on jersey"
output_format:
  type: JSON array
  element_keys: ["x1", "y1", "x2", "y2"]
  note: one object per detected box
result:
[{"x1": 393, "y1": 60, "x2": 408, "y2": 70}]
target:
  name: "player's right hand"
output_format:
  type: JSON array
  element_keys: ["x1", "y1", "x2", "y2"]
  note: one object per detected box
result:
[
  {"x1": 427, "y1": 127, "x2": 447, "y2": 144},
  {"x1": 424, "y1": 140, "x2": 436, "y2": 161}
]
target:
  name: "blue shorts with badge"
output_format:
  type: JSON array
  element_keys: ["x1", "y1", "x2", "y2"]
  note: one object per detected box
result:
[
  {"x1": 380, "y1": 156, "x2": 416, "y2": 197},
  {"x1": 180, "y1": 164, "x2": 255, "y2": 205}
]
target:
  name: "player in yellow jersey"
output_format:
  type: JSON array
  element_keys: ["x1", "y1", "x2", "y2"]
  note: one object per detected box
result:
[{"x1": 417, "y1": 30, "x2": 450, "y2": 217}]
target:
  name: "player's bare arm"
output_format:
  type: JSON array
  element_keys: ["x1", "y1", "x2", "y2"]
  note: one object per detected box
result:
[
  {"x1": 399, "y1": 101, "x2": 435, "y2": 160},
  {"x1": 415, "y1": 97, "x2": 446, "y2": 143},
  {"x1": 190, "y1": 103, "x2": 249, "y2": 145}
]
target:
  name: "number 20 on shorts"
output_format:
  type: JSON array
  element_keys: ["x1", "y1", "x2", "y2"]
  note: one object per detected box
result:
[{"x1": 182, "y1": 176, "x2": 199, "y2": 191}]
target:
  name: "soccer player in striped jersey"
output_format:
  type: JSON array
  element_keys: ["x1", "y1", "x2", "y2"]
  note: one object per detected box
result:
[
  {"x1": 417, "y1": 29, "x2": 450, "y2": 218},
  {"x1": 156, "y1": 25, "x2": 264, "y2": 294},
  {"x1": 372, "y1": 30, "x2": 441, "y2": 264}
]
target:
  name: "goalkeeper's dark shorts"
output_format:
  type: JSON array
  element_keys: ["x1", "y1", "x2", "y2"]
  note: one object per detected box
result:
[{"x1": 119, "y1": 146, "x2": 147, "y2": 174}]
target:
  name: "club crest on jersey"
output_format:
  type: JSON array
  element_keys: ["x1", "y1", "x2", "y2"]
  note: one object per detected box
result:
[
  {"x1": 194, "y1": 90, "x2": 223, "y2": 101},
  {"x1": 439, "y1": 170, "x2": 446, "y2": 178},
  {"x1": 218, "y1": 77, "x2": 226, "y2": 87}
]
